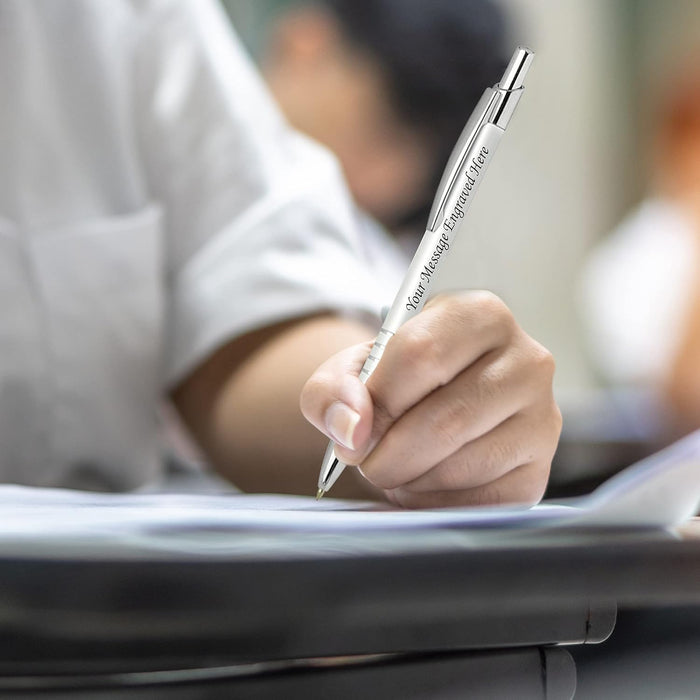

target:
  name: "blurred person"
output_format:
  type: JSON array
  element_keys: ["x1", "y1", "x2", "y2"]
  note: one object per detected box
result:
[
  {"x1": 580, "y1": 59, "x2": 700, "y2": 435},
  {"x1": 260, "y1": 0, "x2": 508, "y2": 295},
  {"x1": 0, "y1": 0, "x2": 560, "y2": 507}
]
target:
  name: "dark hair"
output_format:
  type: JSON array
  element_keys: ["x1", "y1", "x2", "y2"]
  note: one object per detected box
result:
[{"x1": 322, "y1": 0, "x2": 508, "y2": 230}]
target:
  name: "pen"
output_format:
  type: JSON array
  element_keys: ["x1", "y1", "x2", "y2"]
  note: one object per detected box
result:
[{"x1": 316, "y1": 46, "x2": 535, "y2": 499}]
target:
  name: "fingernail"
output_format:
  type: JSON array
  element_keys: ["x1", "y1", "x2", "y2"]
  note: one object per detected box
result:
[{"x1": 325, "y1": 401, "x2": 360, "y2": 451}]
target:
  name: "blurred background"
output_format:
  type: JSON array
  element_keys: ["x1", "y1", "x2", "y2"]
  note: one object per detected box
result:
[{"x1": 220, "y1": 0, "x2": 700, "y2": 489}]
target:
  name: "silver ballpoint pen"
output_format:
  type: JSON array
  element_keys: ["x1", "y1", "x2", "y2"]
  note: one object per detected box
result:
[{"x1": 316, "y1": 46, "x2": 535, "y2": 499}]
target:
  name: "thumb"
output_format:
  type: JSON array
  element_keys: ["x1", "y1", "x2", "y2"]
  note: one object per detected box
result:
[{"x1": 300, "y1": 340, "x2": 375, "y2": 464}]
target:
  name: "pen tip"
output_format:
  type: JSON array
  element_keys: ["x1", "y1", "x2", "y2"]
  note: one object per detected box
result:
[{"x1": 316, "y1": 488, "x2": 325, "y2": 500}]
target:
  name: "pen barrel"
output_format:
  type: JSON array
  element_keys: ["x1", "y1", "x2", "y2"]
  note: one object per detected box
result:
[
  {"x1": 323, "y1": 123, "x2": 506, "y2": 490},
  {"x1": 383, "y1": 122, "x2": 505, "y2": 334},
  {"x1": 320, "y1": 49, "x2": 532, "y2": 495}
]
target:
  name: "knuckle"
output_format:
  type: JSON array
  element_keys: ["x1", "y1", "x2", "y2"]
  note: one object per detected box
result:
[
  {"x1": 472, "y1": 289, "x2": 508, "y2": 315},
  {"x1": 518, "y1": 335, "x2": 556, "y2": 382},
  {"x1": 433, "y1": 291, "x2": 471, "y2": 320},
  {"x1": 437, "y1": 289, "x2": 511, "y2": 329},
  {"x1": 470, "y1": 295, "x2": 518, "y2": 346},
  {"x1": 403, "y1": 325, "x2": 442, "y2": 376},
  {"x1": 550, "y1": 401, "x2": 563, "y2": 440},
  {"x1": 533, "y1": 343, "x2": 556, "y2": 381},
  {"x1": 396, "y1": 331, "x2": 451, "y2": 392},
  {"x1": 470, "y1": 290, "x2": 513, "y2": 326},
  {"x1": 519, "y1": 340, "x2": 557, "y2": 406},
  {"x1": 533, "y1": 396, "x2": 563, "y2": 451},
  {"x1": 518, "y1": 402, "x2": 561, "y2": 468}
]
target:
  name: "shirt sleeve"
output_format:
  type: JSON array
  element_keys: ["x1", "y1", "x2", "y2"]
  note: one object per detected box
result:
[{"x1": 131, "y1": 0, "x2": 382, "y2": 386}]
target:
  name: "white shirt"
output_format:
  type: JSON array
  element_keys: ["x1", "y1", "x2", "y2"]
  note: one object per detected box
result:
[
  {"x1": 579, "y1": 198, "x2": 697, "y2": 388},
  {"x1": 0, "y1": 0, "x2": 382, "y2": 490}
]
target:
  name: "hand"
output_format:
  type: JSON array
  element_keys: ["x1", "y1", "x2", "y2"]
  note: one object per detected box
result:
[{"x1": 300, "y1": 291, "x2": 561, "y2": 508}]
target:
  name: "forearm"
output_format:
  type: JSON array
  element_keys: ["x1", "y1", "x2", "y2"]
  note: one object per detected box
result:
[{"x1": 172, "y1": 314, "x2": 381, "y2": 498}]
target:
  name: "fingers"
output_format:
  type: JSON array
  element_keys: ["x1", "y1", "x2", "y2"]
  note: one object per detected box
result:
[
  {"x1": 358, "y1": 343, "x2": 538, "y2": 488},
  {"x1": 386, "y1": 460, "x2": 552, "y2": 509},
  {"x1": 335, "y1": 291, "x2": 517, "y2": 466},
  {"x1": 299, "y1": 340, "x2": 375, "y2": 456},
  {"x1": 357, "y1": 302, "x2": 560, "y2": 506},
  {"x1": 370, "y1": 291, "x2": 516, "y2": 419},
  {"x1": 398, "y1": 405, "x2": 559, "y2": 494},
  {"x1": 300, "y1": 290, "x2": 561, "y2": 507}
]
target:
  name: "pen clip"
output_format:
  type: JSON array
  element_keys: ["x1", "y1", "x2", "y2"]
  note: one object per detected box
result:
[
  {"x1": 426, "y1": 88, "x2": 497, "y2": 232},
  {"x1": 425, "y1": 47, "x2": 534, "y2": 233}
]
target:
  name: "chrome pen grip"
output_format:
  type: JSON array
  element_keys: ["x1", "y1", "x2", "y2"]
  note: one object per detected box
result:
[{"x1": 358, "y1": 328, "x2": 394, "y2": 383}]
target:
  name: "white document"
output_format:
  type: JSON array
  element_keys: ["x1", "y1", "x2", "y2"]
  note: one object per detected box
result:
[{"x1": 0, "y1": 430, "x2": 698, "y2": 544}]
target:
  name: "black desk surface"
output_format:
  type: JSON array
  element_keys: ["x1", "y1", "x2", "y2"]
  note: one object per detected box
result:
[{"x1": 0, "y1": 519, "x2": 698, "y2": 677}]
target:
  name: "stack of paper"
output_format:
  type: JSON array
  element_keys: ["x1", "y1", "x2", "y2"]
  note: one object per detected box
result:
[{"x1": 0, "y1": 430, "x2": 698, "y2": 547}]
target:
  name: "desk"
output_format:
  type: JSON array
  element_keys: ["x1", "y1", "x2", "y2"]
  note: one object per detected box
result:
[
  {"x1": 569, "y1": 520, "x2": 700, "y2": 699},
  {"x1": 0, "y1": 519, "x2": 698, "y2": 698}
]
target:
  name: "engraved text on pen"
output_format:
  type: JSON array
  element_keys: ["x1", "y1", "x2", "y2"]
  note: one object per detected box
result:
[{"x1": 405, "y1": 145, "x2": 489, "y2": 311}]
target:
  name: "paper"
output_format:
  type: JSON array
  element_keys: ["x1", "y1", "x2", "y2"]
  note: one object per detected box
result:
[{"x1": 0, "y1": 430, "x2": 698, "y2": 546}]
